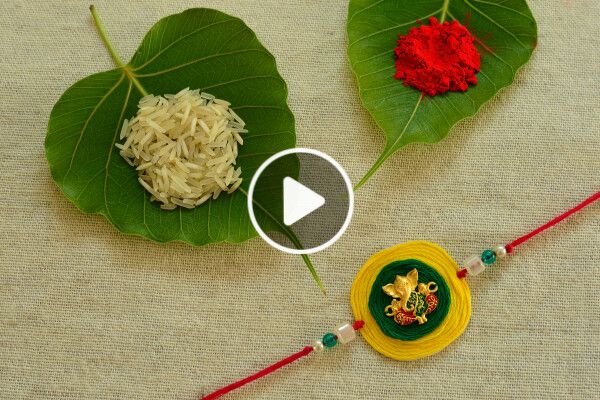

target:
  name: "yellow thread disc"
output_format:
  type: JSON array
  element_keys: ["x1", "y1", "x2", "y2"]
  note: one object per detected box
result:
[{"x1": 351, "y1": 241, "x2": 471, "y2": 361}]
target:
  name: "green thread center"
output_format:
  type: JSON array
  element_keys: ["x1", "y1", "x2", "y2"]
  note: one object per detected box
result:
[{"x1": 368, "y1": 259, "x2": 451, "y2": 341}]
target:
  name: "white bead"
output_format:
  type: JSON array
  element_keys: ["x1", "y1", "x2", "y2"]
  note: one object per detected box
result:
[
  {"x1": 313, "y1": 340, "x2": 324, "y2": 352},
  {"x1": 464, "y1": 255, "x2": 486, "y2": 276},
  {"x1": 493, "y1": 245, "x2": 507, "y2": 259},
  {"x1": 333, "y1": 323, "x2": 356, "y2": 344}
]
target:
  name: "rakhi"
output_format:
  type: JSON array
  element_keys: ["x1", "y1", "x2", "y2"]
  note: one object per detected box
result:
[{"x1": 202, "y1": 191, "x2": 600, "y2": 399}]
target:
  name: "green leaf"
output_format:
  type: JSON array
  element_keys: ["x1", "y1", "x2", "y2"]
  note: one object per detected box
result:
[
  {"x1": 45, "y1": 6, "x2": 323, "y2": 291},
  {"x1": 348, "y1": 0, "x2": 537, "y2": 188}
]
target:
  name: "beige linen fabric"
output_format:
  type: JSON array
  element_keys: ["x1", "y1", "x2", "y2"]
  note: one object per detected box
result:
[{"x1": 1, "y1": 1, "x2": 599, "y2": 399}]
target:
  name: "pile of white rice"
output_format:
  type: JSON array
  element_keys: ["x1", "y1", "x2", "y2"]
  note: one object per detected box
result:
[{"x1": 116, "y1": 88, "x2": 246, "y2": 210}]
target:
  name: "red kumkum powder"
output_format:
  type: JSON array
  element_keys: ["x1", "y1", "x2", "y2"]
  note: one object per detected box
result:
[{"x1": 394, "y1": 17, "x2": 481, "y2": 97}]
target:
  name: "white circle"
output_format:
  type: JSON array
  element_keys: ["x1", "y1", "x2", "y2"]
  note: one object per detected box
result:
[{"x1": 247, "y1": 148, "x2": 354, "y2": 255}]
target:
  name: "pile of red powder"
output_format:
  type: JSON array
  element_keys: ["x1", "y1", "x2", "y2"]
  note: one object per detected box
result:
[{"x1": 394, "y1": 17, "x2": 481, "y2": 96}]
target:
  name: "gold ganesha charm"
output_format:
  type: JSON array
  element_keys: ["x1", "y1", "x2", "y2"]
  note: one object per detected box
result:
[{"x1": 382, "y1": 268, "x2": 438, "y2": 326}]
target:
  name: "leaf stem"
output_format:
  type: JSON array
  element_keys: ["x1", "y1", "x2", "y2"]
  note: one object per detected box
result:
[
  {"x1": 89, "y1": 5, "x2": 125, "y2": 68},
  {"x1": 89, "y1": 5, "x2": 149, "y2": 97},
  {"x1": 290, "y1": 236, "x2": 326, "y2": 295},
  {"x1": 239, "y1": 188, "x2": 325, "y2": 294},
  {"x1": 440, "y1": 0, "x2": 451, "y2": 23},
  {"x1": 354, "y1": 92, "x2": 423, "y2": 190},
  {"x1": 128, "y1": 73, "x2": 149, "y2": 97},
  {"x1": 353, "y1": 150, "x2": 391, "y2": 191},
  {"x1": 301, "y1": 254, "x2": 325, "y2": 293}
]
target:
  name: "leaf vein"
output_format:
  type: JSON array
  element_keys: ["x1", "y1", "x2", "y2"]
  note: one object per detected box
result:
[
  {"x1": 447, "y1": 9, "x2": 516, "y2": 73},
  {"x1": 233, "y1": 105, "x2": 288, "y2": 111},
  {"x1": 245, "y1": 130, "x2": 292, "y2": 140},
  {"x1": 358, "y1": 65, "x2": 394, "y2": 80},
  {"x1": 226, "y1": 194, "x2": 233, "y2": 240},
  {"x1": 217, "y1": 25, "x2": 251, "y2": 52},
  {"x1": 64, "y1": 74, "x2": 125, "y2": 180},
  {"x1": 202, "y1": 75, "x2": 283, "y2": 91},
  {"x1": 207, "y1": 199, "x2": 213, "y2": 240},
  {"x1": 134, "y1": 49, "x2": 269, "y2": 77},
  {"x1": 75, "y1": 170, "x2": 103, "y2": 201},
  {"x1": 478, "y1": 69, "x2": 497, "y2": 91},
  {"x1": 353, "y1": 49, "x2": 392, "y2": 67},
  {"x1": 368, "y1": 91, "x2": 421, "y2": 112},
  {"x1": 142, "y1": 196, "x2": 158, "y2": 241},
  {"x1": 238, "y1": 152, "x2": 274, "y2": 159},
  {"x1": 104, "y1": 80, "x2": 132, "y2": 221},
  {"x1": 348, "y1": 9, "x2": 440, "y2": 48},
  {"x1": 383, "y1": 94, "x2": 423, "y2": 156},
  {"x1": 463, "y1": 0, "x2": 528, "y2": 48},
  {"x1": 431, "y1": 99, "x2": 451, "y2": 128},
  {"x1": 179, "y1": 208, "x2": 188, "y2": 241},
  {"x1": 51, "y1": 106, "x2": 97, "y2": 119},
  {"x1": 471, "y1": 0, "x2": 535, "y2": 22},
  {"x1": 348, "y1": 0, "x2": 386, "y2": 22},
  {"x1": 132, "y1": 18, "x2": 236, "y2": 71}
]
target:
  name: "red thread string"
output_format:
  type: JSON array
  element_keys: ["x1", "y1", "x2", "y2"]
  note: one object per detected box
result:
[
  {"x1": 505, "y1": 191, "x2": 600, "y2": 253},
  {"x1": 202, "y1": 346, "x2": 313, "y2": 400},
  {"x1": 456, "y1": 268, "x2": 468, "y2": 279},
  {"x1": 202, "y1": 321, "x2": 365, "y2": 400},
  {"x1": 352, "y1": 320, "x2": 365, "y2": 330}
]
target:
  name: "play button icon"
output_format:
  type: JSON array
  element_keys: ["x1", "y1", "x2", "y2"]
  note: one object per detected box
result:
[
  {"x1": 283, "y1": 177, "x2": 325, "y2": 226},
  {"x1": 247, "y1": 148, "x2": 353, "y2": 255}
]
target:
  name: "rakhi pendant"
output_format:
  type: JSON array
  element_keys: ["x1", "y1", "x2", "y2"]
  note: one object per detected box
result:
[
  {"x1": 202, "y1": 191, "x2": 599, "y2": 399},
  {"x1": 351, "y1": 240, "x2": 471, "y2": 360}
]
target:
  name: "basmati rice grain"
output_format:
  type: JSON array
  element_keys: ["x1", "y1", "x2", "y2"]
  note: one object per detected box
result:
[
  {"x1": 136, "y1": 162, "x2": 153, "y2": 171},
  {"x1": 117, "y1": 88, "x2": 246, "y2": 210}
]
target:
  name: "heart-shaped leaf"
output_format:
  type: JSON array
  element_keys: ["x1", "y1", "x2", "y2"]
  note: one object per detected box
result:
[
  {"x1": 45, "y1": 7, "x2": 322, "y2": 290},
  {"x1": 348, "y1": 0, "x2": 537, "y2": 188}
]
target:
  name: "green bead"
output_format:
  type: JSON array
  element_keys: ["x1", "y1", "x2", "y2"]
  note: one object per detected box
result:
[
  {"x1": 322, "y1": 333, "x2": 337, "y2": 348},
  {"x1": 481, "y1": 249, "x2": 496, "y2": 265}
]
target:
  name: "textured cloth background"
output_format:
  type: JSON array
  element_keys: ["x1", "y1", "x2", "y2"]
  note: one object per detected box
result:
[{"x1": 1, "y1": 1, "x2": 599, "y2": 399}]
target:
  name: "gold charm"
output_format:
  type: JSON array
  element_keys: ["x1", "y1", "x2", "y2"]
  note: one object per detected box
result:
[{"x1": 383, "y1": 268, "x2": 439, "y2": 326}]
